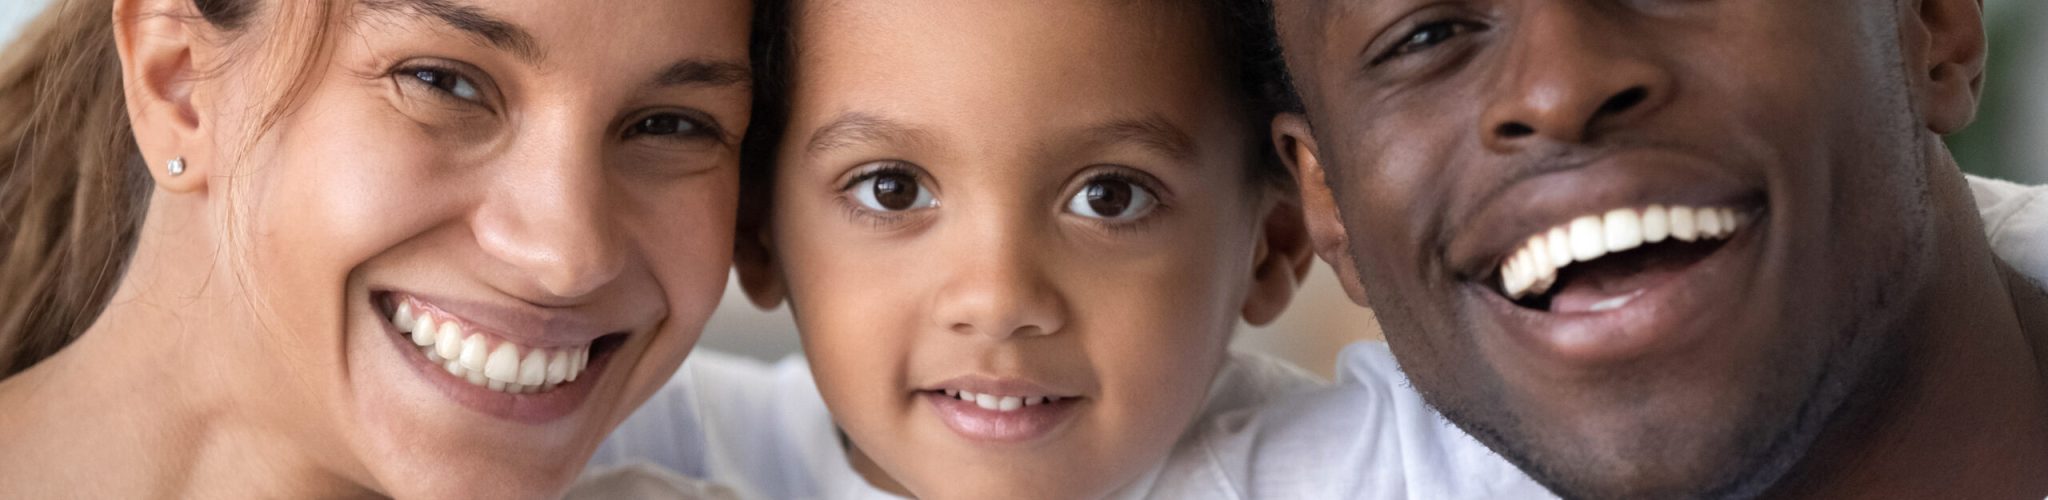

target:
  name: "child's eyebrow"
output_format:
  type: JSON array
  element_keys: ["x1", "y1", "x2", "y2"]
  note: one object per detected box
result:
[
  {"x1": 1071, "y1": 114, "x2": 1196, "y2": 163},
  {"x1": 805, "y1": 112, "x2": 937, "y2": 156}
]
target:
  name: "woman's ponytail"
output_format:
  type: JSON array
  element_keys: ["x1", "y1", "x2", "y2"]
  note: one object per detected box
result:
[{"x1": 0, "y1": 0, "x2": 149, "y2": 377}]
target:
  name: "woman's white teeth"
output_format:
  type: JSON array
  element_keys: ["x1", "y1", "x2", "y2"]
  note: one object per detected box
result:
[
  {"x1": 1500, "y1": 205, "x2": 1747, "y2": 300},
  {"x1": 945, "y1": 390, "x2": 1064, "y2": 412},
  {"x1": 391, "y1": 304, "x2": 592, "y2": 394}
]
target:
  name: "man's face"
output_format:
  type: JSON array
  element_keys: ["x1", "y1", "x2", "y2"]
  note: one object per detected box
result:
[{"x1": 1277, "y1": 1, "x2": 1951, "y2": 497}]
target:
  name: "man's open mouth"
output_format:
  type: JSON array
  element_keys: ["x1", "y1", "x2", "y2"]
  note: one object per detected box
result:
[{"x1": 1491, "y1": 204, "x2": 1751, "y2": 313}]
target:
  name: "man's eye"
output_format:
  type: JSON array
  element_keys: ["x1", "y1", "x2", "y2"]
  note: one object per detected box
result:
[
  {"x1": 403, "y1": 67, "x2": 483, "y2": 102},
  {"x1": 1066, "y1": 176, "x2": 1157, "y2": 221},
  {"x1": 850, "y1": 170, "x2": 936, "y2": 212},
  {"x1": 1377, "y1": 20, "x2": 1481, "y2": 64}
]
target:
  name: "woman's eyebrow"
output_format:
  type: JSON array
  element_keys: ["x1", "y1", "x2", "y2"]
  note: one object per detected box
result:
[
  {"x1": 360, "y1": 0, "x2": 544, "y2": 63},
  {"x1": 651, "y1": 59, "x2": 752, "y2": 89}
]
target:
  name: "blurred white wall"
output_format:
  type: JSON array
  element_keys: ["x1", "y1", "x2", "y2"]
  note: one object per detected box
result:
[{"x1": 2, "y1": 0, "x2": 46, "y2": 46}]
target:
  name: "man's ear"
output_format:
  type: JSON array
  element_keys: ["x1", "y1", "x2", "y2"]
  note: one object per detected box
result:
[
  {"x1": 1239, "y1": 191, "x2": 1314, "y2": 326},
  {"x1": 1904, "y1": 0, "x2": 1987, "y2": 134},
  {"x1": 733, "y1": 189, "x2": 787, "y2": 310},
  {"x1": 1272, "y1": 113, "x2": 1370, "y2": 307},
  {"x1": 114, "y1": 0, "x2": 215, "y2": 193}
]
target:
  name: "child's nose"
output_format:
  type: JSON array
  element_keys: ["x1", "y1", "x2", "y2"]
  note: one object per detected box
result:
[{"x1": 930, "y1": 231, "x2": 1068, "y2": 341}]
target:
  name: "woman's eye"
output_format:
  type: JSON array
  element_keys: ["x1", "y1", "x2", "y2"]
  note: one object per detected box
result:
[
  {"x1": 1066, "y1": 177, "x2": 1157, "y2": 221},
  {"x1": 404, "y1": 67, "x2": 484, "y2": 102},
  {"x1": 1378, "y1": 20, "x2": 1480, "y2": 63},
  {"x1": 851, "y1": 171, "x2": 936, "y2": 212},
  {"x1": 626, "y1": 114, "x2": 702, "y2": 139}
]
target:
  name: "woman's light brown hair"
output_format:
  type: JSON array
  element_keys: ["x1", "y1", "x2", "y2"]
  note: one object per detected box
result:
[{"x1": 0, "y1": 0, "x2": 345, "y2": 377}]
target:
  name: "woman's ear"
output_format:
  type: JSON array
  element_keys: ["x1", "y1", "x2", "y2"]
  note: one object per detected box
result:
[
  {"x1": 1239, "y1": 192, "x2": 1313, "y2": 326},
  {"x1": 114, "y1": 0, "x2": 214, "y2": 193},
  {"x1": 1904, "y1": 0, "x2": 1987, "y2": 134},
  {"x1": 1272, "y1": 113, "x2": 1370, "y2": 307}
]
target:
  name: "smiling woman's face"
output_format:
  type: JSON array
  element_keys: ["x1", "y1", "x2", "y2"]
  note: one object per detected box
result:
[{"x1": 185, "y1": 0, "x2": 750, "y2": 496}]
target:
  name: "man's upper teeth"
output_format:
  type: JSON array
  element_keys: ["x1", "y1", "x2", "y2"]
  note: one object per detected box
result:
[
  {"x1": 942, "y1": 389, "x2": 1064, "y2": 412},
  {"x1": 390, "y1": 300, "x2": 590, "y2": 394},
  {"x1": 1501, "y1": 205, "x2": 1745, "y2": 300}
]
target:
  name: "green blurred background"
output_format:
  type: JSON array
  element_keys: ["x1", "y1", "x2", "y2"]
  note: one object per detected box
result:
[{"x1": 1949, "y1": 0, "x2": 2048, "y2": 183}]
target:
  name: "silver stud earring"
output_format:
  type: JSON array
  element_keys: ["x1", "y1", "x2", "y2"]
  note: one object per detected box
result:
[{"x1": 167, "y1": 156, "x2": 185, "y2": 176}]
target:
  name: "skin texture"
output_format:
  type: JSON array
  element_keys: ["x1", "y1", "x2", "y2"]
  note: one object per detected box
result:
[
  {"x1": 0, "y1": 0, "x2": 749, "y2": 497},
  {"x1": 733, "y1": 1, "x2": 1312, "y2": 498},
  {"x1": 1270, "y1": 0, "x2": 2048, "y2": 498}
]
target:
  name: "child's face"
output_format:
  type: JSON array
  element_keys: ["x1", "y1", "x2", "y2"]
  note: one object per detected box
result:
[{"x1": 738, "y1": 1, "x2": 1305, "y2": 498}]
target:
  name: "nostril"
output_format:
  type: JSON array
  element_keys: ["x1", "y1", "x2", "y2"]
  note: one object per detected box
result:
[
  {"x1": 1599, "y1": 87, "x2": 1649, "y2": 116},
  {"x1": 1495, "y1": 122, "x2": 1536, "y2": 139}
]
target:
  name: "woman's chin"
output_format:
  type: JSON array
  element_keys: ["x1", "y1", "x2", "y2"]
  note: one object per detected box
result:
[{"x1": 342, "y1": 321, "x2": 619, "y2": 499}]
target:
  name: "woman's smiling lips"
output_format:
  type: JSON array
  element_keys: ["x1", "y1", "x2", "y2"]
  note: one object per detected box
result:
[
  {"x1": 920, "y1": 376, "x2": 1085, "y2": 444},
  {"x1": 373, "y1": 291, "x2": 631, "y2": 425}
]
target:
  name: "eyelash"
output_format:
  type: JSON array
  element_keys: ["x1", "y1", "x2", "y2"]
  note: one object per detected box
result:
[
  {"x1": 1371, "y1": 18, "x2": 1487, "y2": 66},
  {"x1": 392, "y1": 61, "x2": 493, "y2": 109},
  {"x1": 620, "y1": 111, "x2": 726, "y2": 145},
  {"x1": 1069, "y1": 169, "x2": 1171, "y2": 234},
  {"x1": 835, "y1": 162, "x2": 931, "y2": 229}
]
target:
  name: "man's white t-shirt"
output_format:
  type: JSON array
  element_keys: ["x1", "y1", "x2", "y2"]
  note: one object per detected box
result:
[
  {"x1": 583, "y1": 175, "x2": 2045, "y2": 499},
  {"x1": 1972, "y1": 175, "x2": 2048, "y2": 282}
]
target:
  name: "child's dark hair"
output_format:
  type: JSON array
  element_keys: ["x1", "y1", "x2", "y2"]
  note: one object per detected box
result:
[
  {"x1": 739, "y1": 0, "x2": 1301, "y2": 202},
  {"x1": 1201, "y1": 0, "x2": 1303, "y2": 193}
]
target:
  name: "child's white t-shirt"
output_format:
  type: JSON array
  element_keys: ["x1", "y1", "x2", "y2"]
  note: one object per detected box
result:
[{"x1": 584, "y1": 348, "x2": 1546, "y2": 499}]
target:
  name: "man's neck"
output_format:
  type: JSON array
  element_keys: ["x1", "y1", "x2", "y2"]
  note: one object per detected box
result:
[{"x1": 1770, "y1": 172, "x2": 2048, "y2": 498}]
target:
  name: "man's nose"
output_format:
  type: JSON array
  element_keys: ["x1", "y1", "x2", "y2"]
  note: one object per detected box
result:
[{"x1": 1480, "y1": 3, "x2": 1676, "y2": 151}]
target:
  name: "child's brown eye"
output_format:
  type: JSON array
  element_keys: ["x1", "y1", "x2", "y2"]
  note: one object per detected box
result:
[
  {"x1": 1067, "y1": 177, "x2": 1156, "y2": 221},
  {"x1": 851, "y1": 170, "x2": 936, "y2": 212}
]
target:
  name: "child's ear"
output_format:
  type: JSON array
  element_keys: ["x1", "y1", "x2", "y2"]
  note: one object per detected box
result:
[
  {"x1": 1272, "y1": 113, "x2": 1371, "y2": 307},
  {"x1": 1240, "y1": 193, "x2": 1313, "y2": 326},
  {"x1": 733, "y1": 191, "x2": 787, "y2": 310},
  {"x1": 114, "y1": 0, "x2": 213, "y2": 193},
  {"x1": 1903, "y1": 0, "x2": 1987, "y2": 134}
]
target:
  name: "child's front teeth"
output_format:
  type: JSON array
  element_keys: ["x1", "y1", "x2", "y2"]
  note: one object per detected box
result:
[
  {"x1": 948, "y1": 390, "x2": 1062, "y2": 412},
  {"x1": 392, "y1": 300, "x2": 590, "y2": 394}
]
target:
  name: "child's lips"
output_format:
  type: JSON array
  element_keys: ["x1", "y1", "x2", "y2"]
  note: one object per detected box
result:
[{"x1": 922, "y1": 391, "x2": 1082, "y2": 444}]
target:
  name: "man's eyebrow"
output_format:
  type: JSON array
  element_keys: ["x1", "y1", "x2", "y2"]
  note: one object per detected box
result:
[
  {"x1": 806, "y1": 112, "x2": 936, "y2": 155},
  {"x1": 1075, "y1": 115, "x2": 1197, "y2": 162},
  {"x1": 361, "y1": 0, "x2": 543, "y2": 62},
  {"x1": 652, "y1": 59, "x2": 753, "y2": 89}
]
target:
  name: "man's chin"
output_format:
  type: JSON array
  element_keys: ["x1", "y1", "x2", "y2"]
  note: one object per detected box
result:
[{"x1": 1439, "y1": 382, "x2": 1827, "y2": 500}]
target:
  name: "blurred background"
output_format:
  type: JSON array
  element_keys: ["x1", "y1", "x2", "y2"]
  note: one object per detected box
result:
[{"x1": 5, "y1": 0, "x2": 2044, "y2": 378}]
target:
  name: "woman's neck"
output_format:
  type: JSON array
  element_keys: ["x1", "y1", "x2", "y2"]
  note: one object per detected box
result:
[{"x1": 0, "y1": 198, "x2": 375, "y2": 498}]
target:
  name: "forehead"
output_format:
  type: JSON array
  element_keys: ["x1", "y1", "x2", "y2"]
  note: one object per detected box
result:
[
  {"x1": 356, "y1": 0, "x2": 752, "y2": 71},
  {"x1": 788, "y1": 0, "x2": 1233, "y2": 141}
]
